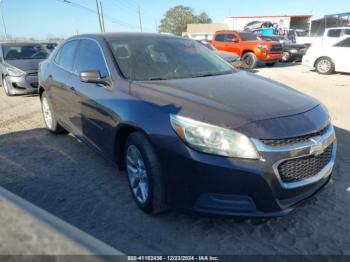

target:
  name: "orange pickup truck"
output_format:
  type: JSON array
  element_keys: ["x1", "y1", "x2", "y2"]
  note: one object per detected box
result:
[{"x1": 212, "y1": 31, "x2": 283, "y2": 69}]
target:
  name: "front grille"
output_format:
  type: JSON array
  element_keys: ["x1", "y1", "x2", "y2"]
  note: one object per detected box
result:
[
  {"x1": 277, "y1": 143, "x2": 333, "y2": 183},
  {"x1": 261, "y1": 125, "x2": 330, "y2": 147},
  {"x1": 270, "y1": 44, "x2": 283, "y2": 52}
]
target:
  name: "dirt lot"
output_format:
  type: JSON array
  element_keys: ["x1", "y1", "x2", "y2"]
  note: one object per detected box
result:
[{"x1": 0, "y1": 64, "x2": 349, "y2": 255}]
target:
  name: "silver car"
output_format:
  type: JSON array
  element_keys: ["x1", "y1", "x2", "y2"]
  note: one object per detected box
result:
[{"x1": 0, "y1": 42, "x2": 57, "y2": 96}]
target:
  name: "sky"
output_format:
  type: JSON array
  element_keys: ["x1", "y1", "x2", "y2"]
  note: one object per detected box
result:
[{"x1": 2, "y1": 0, "x2": 350, "y2": 39}]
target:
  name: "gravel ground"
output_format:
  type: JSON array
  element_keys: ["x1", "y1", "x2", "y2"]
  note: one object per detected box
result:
[{"x1": 0, "y1": 63, "x2": 349, "y2": 255}]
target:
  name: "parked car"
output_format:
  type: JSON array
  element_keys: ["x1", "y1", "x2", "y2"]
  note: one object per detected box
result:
[
  {"x1": 39, "y1": 33, "x2": 336, "y2": 217},
  {"x1": 302, "y1": 37, "x2": 350, "y2": 74},
  {"x1": 212, "y1": 31, "x2": 283, "y2": 68},
  {"x1": 244, "y1": 21, "x2": 273, "y2": 31},
  {"x1": 196, "y1": 40, "x2": 241, "y2": 67},
  {"x1": 259, "y1": 35, "x2": 306, "y2": 62},
  {"x1": 0, "y1": 42, "x2": 57, "y2": 96},
  {"x1": 296, "y1": 27, "x2": 350, "y2": 45}
]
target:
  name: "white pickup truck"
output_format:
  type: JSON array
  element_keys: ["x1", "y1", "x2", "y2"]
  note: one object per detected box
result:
[{"x1": 296, "y1": 27, "x2": 350, "y2": 45}]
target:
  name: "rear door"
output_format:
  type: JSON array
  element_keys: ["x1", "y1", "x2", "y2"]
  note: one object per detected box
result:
[
  {"x1": 333, "y1": 38, "x2": 350, "y2": 72},
  {"x1": 71, "y1": 39, "x2": 112, "y2": 152},
  {"x1": 212, "y1": 34, "x2": 226, "y2": 51},
  {"x1": 50, "y1": 40, "x2": 80, "y2": 129},
  {"x1": 224, "y1": 33, "x2": 241, "y2": 56}
]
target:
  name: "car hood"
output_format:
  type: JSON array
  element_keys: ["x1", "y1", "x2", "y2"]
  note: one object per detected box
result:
[
  {"x1": 131, "y1": 71, "x2": 320, "y2": 132},
  {"x1": 5, "y1": 59, "x2": 43, "y2": 72}
]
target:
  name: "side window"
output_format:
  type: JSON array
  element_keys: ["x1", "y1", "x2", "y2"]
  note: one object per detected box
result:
[
  {"x1": 225, "y1": 34, "x2": 237, "y2": 42},
  {"x1": 327, "y1": 29, "x2": 342, "y2": 38},
  {"x1": 74, "y1": 40, "x2": 108, "y2": 78},
  {"x1": 345, "y1": 29, "x2": 350, "y2": 36},
  {"x1": 54, "y1": 40, "x2": 79, "y2": 71},
  {"x1": 335, "y1": 38, "x2": 350, "y2": 47},
  {"x1": 215, "y1": 34, "x2": 225, "y2": 42}
]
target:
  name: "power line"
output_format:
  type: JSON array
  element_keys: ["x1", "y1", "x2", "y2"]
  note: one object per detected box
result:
[
  {"x1": 54, "y1": 0, "x2": 138, "y2": 30},
  {"x1": 0, "y1": 0, "x2": 8, "y2": 38}
]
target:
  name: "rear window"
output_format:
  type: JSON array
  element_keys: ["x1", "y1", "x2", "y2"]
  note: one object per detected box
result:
[
  {"x1": 215, "y1": 34, "x2": 225, "y2": 42},
  {"x1": 3, "y1": 43, "x2": 57, "y2": 60},
  {"x1": 239, "y1": 32, "x2": 259, "y2": 41},
  {"x1": 327, "y1": 29, "x2": 342, "y2": 37},
  {"x1": 54, "y1": 40, "x2": 79, "y2": 71}
]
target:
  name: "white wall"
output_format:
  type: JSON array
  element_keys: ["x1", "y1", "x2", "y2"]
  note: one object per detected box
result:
[
  {"x1": 225, "y1": 16, "x2": 292, "y2": 30},
  {"x1": 182, "y1": 33, "x2": 214, "y2": 40}
]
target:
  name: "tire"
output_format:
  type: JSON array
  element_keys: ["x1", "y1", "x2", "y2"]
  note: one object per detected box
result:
[
  {"x1": 2, "y1": 77, "x2": 12, "y2": 96},
  {"x1": 241, "y1": 52, "x2": 258, "y2": 69},
  {"x1": 125, "y1": 132, "x2": 167, "y2": 214},
  {"x1": 315, "y1": 57, "x2": 335, "y2": 75},
  {"x1": 281, "y1": 51, "x2": 291, "y2": 62},
  {"x1": 40, "y1": 91, "x2": 67, "y2": 133},
  {"x1": 265, "y1": 62, "x2": 276, "y2": 67}
]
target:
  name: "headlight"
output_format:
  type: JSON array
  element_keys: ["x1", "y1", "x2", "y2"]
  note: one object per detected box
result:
[
  {"x1": 170, "y1": 114, "x2": 260, "y2": 159},
  {"x1": 289, "y1": 49, "x2": 298, "y2": 53},
  {"x1": 7, "y1": 67, "x2": 25, "y2": 77},
  {"x1": 257, "y1": 44, "x2": 268, "y2": 49}
]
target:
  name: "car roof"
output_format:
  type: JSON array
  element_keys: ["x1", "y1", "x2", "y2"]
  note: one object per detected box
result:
[{"x1": 68, "y1": 32, "x2": 184, "y2": 41}]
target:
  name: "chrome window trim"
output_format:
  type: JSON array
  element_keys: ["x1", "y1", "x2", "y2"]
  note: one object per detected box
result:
[
  {"x1": 252, "y1": 125, "x2": 335, "y2": 153},
  {"x1": 52, "y1": 37, "x2": 111, "y2": 80},
  {"x1": 252, "y1": 125, "x2": 337, "y2": 189}
]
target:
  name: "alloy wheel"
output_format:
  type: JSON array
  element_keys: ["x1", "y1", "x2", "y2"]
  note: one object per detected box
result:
[
  {"x1": 317, "y1": 59, "x2": 331, "y2": 74},
  {"x1": 126, "y1": 145, "x2": 149, "y2": 204}
]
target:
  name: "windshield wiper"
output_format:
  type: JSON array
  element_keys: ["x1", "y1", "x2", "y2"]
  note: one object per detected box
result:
[
  {"x1": 148, "y1": 77, "x2": 169, "y2": 81},
  {"x1": 193, "y1": 71, "x2": 232, "y2": 78}
]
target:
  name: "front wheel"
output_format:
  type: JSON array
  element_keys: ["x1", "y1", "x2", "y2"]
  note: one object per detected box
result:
[
  {"x1": 241, "y1": 52, "x2": 258, "y2": 69},
  {"x1": 315, "y1": 57, "x2": 335, "y2": 75},
  {"x1": 281, "y1": 51, "x2": 291, "y2": 62},
  {"x1": 41, "y1": 92, "x2": 67, "y2": 133},
  {"x1": 125, "y1": 132, "x2": 167, "y2": 214}
]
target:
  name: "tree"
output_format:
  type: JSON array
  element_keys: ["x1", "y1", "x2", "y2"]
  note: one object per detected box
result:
[{"x1": 159, "y1": 5, "x2": 212, "y2": 35}]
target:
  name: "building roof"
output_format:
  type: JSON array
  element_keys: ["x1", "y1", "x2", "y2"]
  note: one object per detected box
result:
[
  {"x1": 185, "y1": 23, "x2": 229, "y2": 34},
  {"x1": 228, "y1": 15, "x2": 312, "y2": 18}
]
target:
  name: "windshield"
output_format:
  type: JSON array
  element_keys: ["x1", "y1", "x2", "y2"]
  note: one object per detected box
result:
[
  {"x1": 108, "y1": 37, "x2": 234, "y2": 81},
  {"x1": 197, "y1": 40, "x2": 216, "y2": 51},
  {"x1": 239, "y1": 32, "x2": 259, "y2": 41},
  {"x1": 3, "y1": 43, "x2": 57, "y2": 60}
]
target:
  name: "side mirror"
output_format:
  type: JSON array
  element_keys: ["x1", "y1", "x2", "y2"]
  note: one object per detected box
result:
[{"x1": 80, "y1": 70, "x2": 110, "y2": 86}]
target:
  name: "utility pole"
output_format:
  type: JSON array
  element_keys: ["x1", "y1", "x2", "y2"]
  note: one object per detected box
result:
[
  {"x1": 138, "y1": 6, "x2": 143, "y2": 32},
  {"x1": 0, "y1": 0, "x2": 7, "y2": 39},
  {"x1": 95, "y1": 0, "x2": 103, "y2": 32},
  {"x1": 99, "y1": 0, "x2": 106, "y2": 32}
]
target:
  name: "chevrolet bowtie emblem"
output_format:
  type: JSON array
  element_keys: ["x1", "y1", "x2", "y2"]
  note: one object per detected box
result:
[{"x1": 309, "y1": 137, "x2": 325, "y2": 156}]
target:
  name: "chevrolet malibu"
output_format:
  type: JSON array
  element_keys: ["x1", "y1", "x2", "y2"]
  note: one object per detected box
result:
[{"x1": 39, "y1": 33, "x2": 336, "y2": 217}]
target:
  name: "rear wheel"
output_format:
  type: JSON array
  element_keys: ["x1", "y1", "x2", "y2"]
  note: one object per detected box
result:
[
  {"x1": 315, "y1": 57, "x2": 335, "y2": 75},
  {"x1": 125, "y1": 132, "x2": 167, "y2": 214},
  {"x1": 241, "y1": 52, "x2": 258, "y2": 69},
  {"x1": 41, "y1": 92, "x2": 67, "y2": 133},
  {"x1": 2, "y1": 78, "x2": 12, "y2": 96}
]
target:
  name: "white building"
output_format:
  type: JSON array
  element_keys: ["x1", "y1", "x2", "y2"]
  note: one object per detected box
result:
[
  {"x1": 182, "y1": 23, "x2": 229, "y2": 40},
  {"x1": 224, "y1": 15, "x2": 312, "y2": 31}
]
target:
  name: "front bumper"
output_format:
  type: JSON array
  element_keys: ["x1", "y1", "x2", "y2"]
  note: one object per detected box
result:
[
  {"x1": 158, "y1": 125, "x2": 336, "y2": 218},
  {"x1": 4, "y1": 72, "x2": 39, "y2": 95}
]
